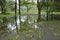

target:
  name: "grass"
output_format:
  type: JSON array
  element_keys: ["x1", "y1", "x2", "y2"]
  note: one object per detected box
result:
[
  {"x1": 0, "y1": 13, "x2": 15, "y2": 18},
  {"x1": 0, "y1": 9, "x2": 60, "y2": 19}
]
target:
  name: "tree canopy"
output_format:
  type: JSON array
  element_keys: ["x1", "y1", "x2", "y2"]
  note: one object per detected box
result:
[{"x1": 0, "y1": 0, "x2": 7, "y2": 13}]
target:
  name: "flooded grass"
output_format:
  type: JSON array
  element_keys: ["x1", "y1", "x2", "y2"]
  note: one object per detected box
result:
[{"x1": 0, "y1": 15, "x2": 60, "y2": 40}]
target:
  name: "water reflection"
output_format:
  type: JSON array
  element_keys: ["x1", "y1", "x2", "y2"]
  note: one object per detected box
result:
[
  {"x1": 0, "y1": 15, "x2": 60, "y2": 40},
  {"x1": 21, "y1": 16, "x2": 27, "y2": 22},
  {"x1": 0, "y1": 17, "x2": 16, "y2": 40},
  {"x1": 7, "y1": 23, "x2": 16, "y2": 30}
]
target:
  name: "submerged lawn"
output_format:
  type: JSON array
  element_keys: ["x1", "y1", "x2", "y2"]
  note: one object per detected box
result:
[{"x1": 0, "y1": 15, "x2": 60, "y2": 40}]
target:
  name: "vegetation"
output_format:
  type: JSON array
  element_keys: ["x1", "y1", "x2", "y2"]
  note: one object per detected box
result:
[
  {"x1": 0, "y1": 0, "x2": 60, "y2": 40},
  {"x1": 0, "y1": 0, "x2": 7, "y2": 13},
  {"x1": 0, "y1": 12, "x2": 15, "y2": 18}
]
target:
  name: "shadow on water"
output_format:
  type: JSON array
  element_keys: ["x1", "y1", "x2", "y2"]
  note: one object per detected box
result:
[{"x1": 0, "y1": 15, "x2": 60, "y2": 40}]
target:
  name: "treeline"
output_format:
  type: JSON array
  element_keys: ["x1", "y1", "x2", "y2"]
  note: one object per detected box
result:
[
  {"x1": 0, "y1": 0, "x2": 60, "y2": 21},
  {"x1": 0, "y1": 0, "x2": 15, "y2": 13}
]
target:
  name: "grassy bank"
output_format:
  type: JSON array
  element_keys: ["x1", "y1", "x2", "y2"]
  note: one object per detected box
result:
[{"x1": 0, "y1": 13, "x2": 15, "y2": 18}]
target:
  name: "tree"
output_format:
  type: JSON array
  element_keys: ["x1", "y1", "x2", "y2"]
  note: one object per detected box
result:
[
  {"x1": 18, "y1": 0, "x2": 21, "y2": 27},
  {"x1": 0, "y1": 0, "x2": 7, "y2": 13},
  {"x1": 7, "y1": 0, "x2": 15, "y2": 11},
  {"x1": 46, "y1": 0, "x2": 55, "y2": 20},
  {"x1": 50, "y1": 0, "x2": 54, "y2": 20},
  {"x1": 20, "y1": 0, "x2": 35, "y2": 13},
  {"x1": 14, "y1": 0, "x2": 18, "y2": 33},
  {"x1": 46, "y1": 0, "x2": 49, "y2": 21},
  {"x1": 37, "y1": 0, "x2": 42, "y2": 22},
  {"x1": 54, "y1": 0, "x2": 60, "y2": 12}
]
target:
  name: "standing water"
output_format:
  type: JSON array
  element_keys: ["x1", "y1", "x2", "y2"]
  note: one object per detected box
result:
[{"x1": 0, "y1": 15, "x2": 60, "y2": 40}]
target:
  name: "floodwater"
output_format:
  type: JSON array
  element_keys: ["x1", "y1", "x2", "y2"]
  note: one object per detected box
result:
[{"x1": 0, "y1": 15, "x2": 60, "y2": 40}]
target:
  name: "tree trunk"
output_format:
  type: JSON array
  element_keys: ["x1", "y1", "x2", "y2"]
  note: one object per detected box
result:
[
  {"x1": 15, "y1": 0, "x2": 17, "y2": 22},
  {"x1": 26, "y1": 0, "x2": 29, "y2": 13},
  {"x1": 51, "y1": 12, "x2": 53, "y2": 20},
  {"x1": 27, "y1": 6, "x2": 28, "y2": 12},
  {"x1": 15, "y1": 0, "x2": 17, "y2": 16},
  {"x1": 18, "y1": 0, "x2": 21, "y2": 27},
  {"x1": 15, "y1": 0, "x2": 18, "y2": 32},
  {"x1": 46, "y1": 0, "x2": 49, "y2": 21},
  {"x1": 51, "y1": 6, "x2": 54, "y2": 20},
  {"x1": 1, "y1": 6, "x2": 4, "y2": 13},
  {"x1": 1, "y1": 0, "x2": 7, "y2": 14},
  {"x1": 37, "y1": 8, "x2": 41, "y2": 22},
  {"x1": 46, "y1": 8, "x2": 49, "y2": 21},
  {"x1": 37, "y1": 0, "x2": 41, "y2": 22}
]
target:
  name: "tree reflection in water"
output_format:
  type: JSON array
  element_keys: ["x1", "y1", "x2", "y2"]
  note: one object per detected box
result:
[
  {"x1": 0, "y1": 17, "x2": 16, "y2": 40},
  {"x1": 0, "y1": 15, "x2": 60, "y2": 40}
]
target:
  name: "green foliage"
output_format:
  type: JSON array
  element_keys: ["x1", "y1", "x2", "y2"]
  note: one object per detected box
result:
[
  {"x1": 20, "y1": 0, "x2": 35, "y2": 12},
  {"x1": 9, "y1": 37, "x2": 16, "y2": 40},
  {"x1": 0, "y1": 13, "x2": 15, "y2": 18},
  {"x1": 20, "y1": 22, "x2": 33, "y2": 32},
  {"x1": 0, "y1": 0, "x2": 7, "y2": 13},
  {"x1": 7, "y1": 0, "x2": 15, "y2": 11}
]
